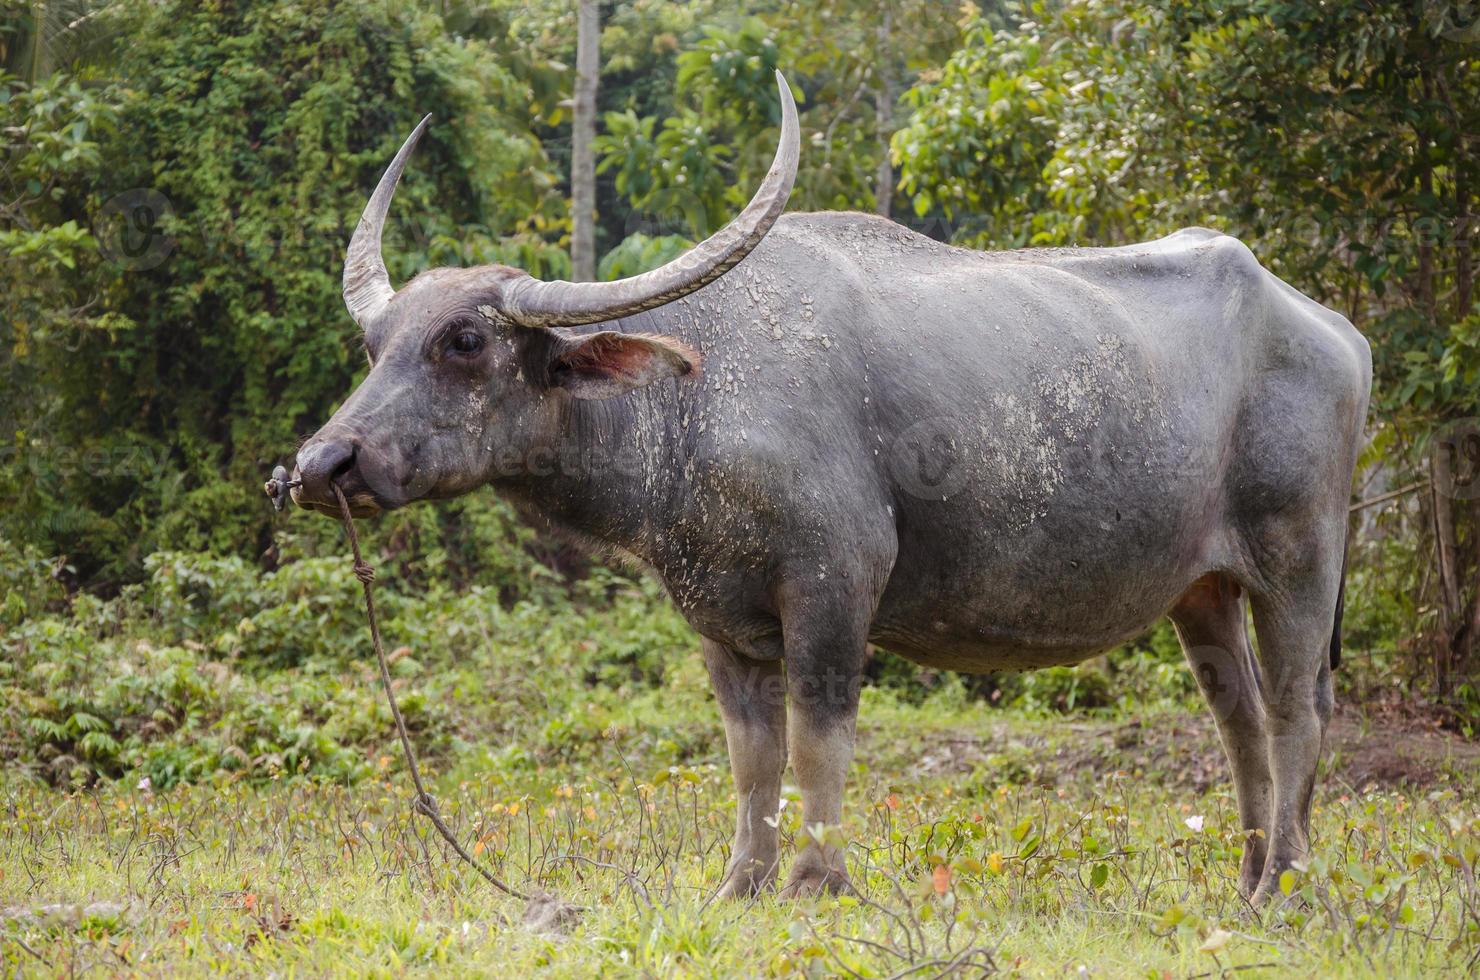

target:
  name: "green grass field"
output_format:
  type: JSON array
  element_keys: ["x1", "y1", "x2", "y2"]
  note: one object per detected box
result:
[
  {"x1": 3, "y1": 549, "x2": 1477, "y2": 976},
  {"x1": 4, "y1": 695, "x2": 1477, "y2": 977}
]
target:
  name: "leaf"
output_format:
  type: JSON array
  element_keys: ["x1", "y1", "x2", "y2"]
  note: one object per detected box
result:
[
  {"x1": 932, "y1": 864, "x2": 951, "y2": 896},
  {"x1": 1090, "y1": 863, "x2": 1109, "y2": 889},
  {"x1": 987, "y1": 851, "x2": 1004, "y2": 875},
  {"x1": 1279, "y1": 869, "x2": 1297, "y2": 895},
  {"x1": 1199, "y1": 929, "x2": 1233, "y2": 954}
]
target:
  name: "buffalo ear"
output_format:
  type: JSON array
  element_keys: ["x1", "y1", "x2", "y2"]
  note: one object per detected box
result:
[{"x1": 548, "y1": 331, "x2": 701, "y2": 400}]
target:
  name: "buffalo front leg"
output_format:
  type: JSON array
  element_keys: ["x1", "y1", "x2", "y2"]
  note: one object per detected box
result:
[
  {"x1": 1170, "y1": 574, "x2": 1272, "y2": 898},
  {"x1": 703, "y1": 638, "x2": 787, "y2": 899},
  {"x1": 777, "y1": 595, "x2": 871, "y2": 899}
]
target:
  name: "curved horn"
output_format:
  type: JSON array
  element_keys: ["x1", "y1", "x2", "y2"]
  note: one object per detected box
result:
[
  {"x1": 343, "y1": 114, "x2": 431, "y2": 328},
  {"x1": 502, "y1": 71, "x2": 800, "y2": 329}
]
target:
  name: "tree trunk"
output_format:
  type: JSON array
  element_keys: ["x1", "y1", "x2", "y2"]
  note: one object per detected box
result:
[
  {"x1": 873, "y1": 11, "x2": 894, "y2": 219},
  {"x1": 28, "y1": 1, "x2": 46, "y2": 82},
  {"x1": 1432, "y1": 450, "x2": 1462, "y2": 697},
  {"x1": 571, "y1": 0, "x2": 600, "y2": 282}
]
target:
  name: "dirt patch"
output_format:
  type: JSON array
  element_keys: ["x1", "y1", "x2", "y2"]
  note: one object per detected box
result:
[
  {"x1": 903, "y1": 706, "x2": 1480, "y2": 795},
  {"x1": 1327, "y1": 707, "x2": 1480, "y2": 791}
]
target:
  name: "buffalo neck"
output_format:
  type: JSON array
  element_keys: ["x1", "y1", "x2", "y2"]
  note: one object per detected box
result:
[{"x1": 495, "y1": 350, "x2": 698, "y2": 570}]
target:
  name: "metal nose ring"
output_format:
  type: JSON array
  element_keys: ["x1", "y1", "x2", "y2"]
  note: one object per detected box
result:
[{"x1": 263, "y1": 464, "x2": 302, "y2": 512}]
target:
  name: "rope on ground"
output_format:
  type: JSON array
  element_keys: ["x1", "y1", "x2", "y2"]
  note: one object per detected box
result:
[{"x1": 332, "y1": 484, "x2": 530, "y2": 903}]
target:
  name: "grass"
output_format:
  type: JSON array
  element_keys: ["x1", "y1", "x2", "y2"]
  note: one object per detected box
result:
[{"x1": 3, "y1": 694, "x2": 1477, "y2": 977}]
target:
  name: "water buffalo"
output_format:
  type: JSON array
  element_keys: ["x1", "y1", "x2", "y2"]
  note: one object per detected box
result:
[{"x1": 291, "y1": 73, "x2": 1371, "y2": 904}]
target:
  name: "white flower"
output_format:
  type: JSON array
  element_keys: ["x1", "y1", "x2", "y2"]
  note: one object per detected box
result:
[
  {"x1": 1184, "y1": 815, "x2": 1204, "y2": 833},
  {"x1": 136, "y1": 776, "x2": 152, "y2": 792}
]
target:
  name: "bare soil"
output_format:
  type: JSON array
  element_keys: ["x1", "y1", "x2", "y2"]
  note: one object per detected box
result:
[{"x1": 898, "y1": 705, "x2": 1480, "y2": 794}]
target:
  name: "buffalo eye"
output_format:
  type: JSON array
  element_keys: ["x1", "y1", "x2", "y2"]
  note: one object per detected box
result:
[{"x1": 448, "y1": 330, "x2": 484, "y2": 357}]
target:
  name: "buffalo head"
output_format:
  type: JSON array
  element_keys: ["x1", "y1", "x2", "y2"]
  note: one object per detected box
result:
[{"x1": 292, "y1": 72, "x2": 798, "y2": 517}]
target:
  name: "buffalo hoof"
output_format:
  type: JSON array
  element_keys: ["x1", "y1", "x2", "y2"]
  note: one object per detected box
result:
[
  {"x1": 1236, "y1": 833, "x2": 1268, "y2": 901},
  {"x1": 1248, "y1": 871, "x2": 1306, "y2": 913},
  {"x1": 716, "y1": 858, "x2": 777, "y2": 900},
  {"x1": 779, "y1": 860, "x2": 851, "y2": 899},
  {"x1": 1248, "y1": 884, "x2": 1309, "y2": 917},
  {"x1": 1237, "y1": 860, "x2": 1264, "y2": 904},
  {"x1": 1247, "y1": 872, "x2": 1277, "y2": 910}
]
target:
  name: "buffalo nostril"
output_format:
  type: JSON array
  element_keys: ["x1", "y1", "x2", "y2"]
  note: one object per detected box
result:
[
  {"x1": 329, "y1": 447, "x2": 356, "y2": 482},
  {"x1": 297, "y1": 439, "x2": 357, "y2": 497}
]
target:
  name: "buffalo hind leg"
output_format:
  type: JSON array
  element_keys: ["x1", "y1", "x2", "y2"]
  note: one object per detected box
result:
[
  {"x1": 703, "y1": 638, "x2": 787, "y2": 898},
  {"x1": 1170, "y1": 573, "x2": 1272, "y2": 898},
  {"x1": 777, "y1": 590, "x2": 872, "y2": 898},
  {"x1": 1247, "y1": 582, "x2": 1337, "y2": 906}
]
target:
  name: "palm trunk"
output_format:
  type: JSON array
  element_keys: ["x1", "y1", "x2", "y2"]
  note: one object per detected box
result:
[
  {"x1": 873, "y1": 12, "x2": 893, "y2": 219},
  {"x1": 29, "y1": 1, "x2": 47, "y2": 82},
  {"x1": 571, "y1": 0, "x2": 600, "y2": 282}
]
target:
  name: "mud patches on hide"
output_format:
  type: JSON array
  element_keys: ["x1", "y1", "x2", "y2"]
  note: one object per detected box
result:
[{"x1": 981, "y1": 333, "x2": 1168, "y2": 530}]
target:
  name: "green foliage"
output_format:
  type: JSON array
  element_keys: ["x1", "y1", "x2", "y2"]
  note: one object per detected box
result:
[
  {"x1": 0, "y1": 0, "x2": 120, "y2": 81},
  {"x1": 594, "y1": 3, "x2": 961, "y2": 238},
  {"x1": 0, "y1": 535, "x2": 688, "y2": 787},
  {"x1": 0, "y1": 0, "x2": 571, "y2": 583},
  {"x1": 0, "y1": 537, "x2": 68, "y2": 627},
  {"x1": 597, "y1": 231, "x2": 693, "y2": 280},
  {"x1": 595, "y1": 103, "x2": 735, "y2": 236},
  {"x1": 2, "y1": 537, "x2": 1207, "y2": 788},
  {"x1": 0, "y1": 484, "x2": 582, "y2": 787},
  {"x1": 894, "y1": 1, "x2": 1218, "y2": 247}
]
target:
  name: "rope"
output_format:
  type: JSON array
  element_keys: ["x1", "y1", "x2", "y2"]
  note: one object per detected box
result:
[{"x1": 332, "y1": 484, "x2": 528, "y2": 902}]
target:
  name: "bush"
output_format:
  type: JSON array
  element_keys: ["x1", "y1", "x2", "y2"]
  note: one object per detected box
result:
[
  {"x1": 866, "y1": 619, "x2": 1196, "y2": 715},
  {"x1": 0, "y1": 531, "x2": 703, "y2": 788}
]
